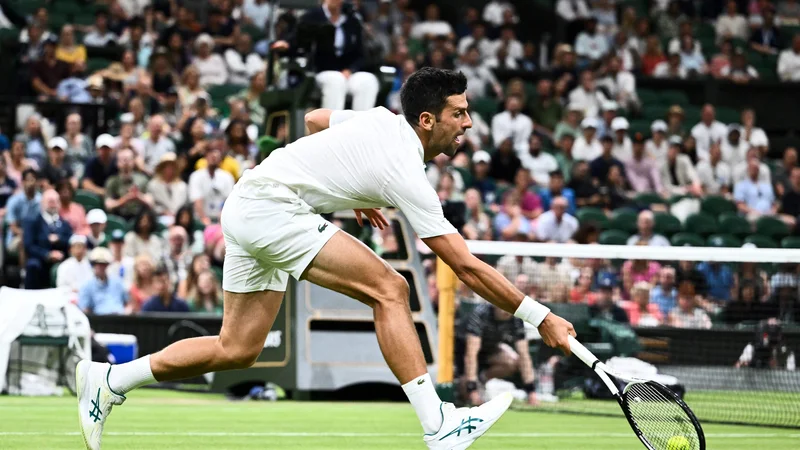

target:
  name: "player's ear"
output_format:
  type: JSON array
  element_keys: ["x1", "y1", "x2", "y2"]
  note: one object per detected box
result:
[{"x1": 418, "y1": 112, "x2": 435, "y2": 132}]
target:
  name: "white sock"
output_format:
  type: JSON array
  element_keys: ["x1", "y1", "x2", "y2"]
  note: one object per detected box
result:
[
  {"x1": 402, "y1": 373, "x2": 443, "y2": 434},
  {"x1": 107, "y1": 355, "x2": 157, "y2": 396}
]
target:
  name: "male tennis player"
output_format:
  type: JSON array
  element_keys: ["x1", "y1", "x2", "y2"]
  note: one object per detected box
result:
[{"x1": 76, "y1": 67, "x2": 576, "y2": 450}]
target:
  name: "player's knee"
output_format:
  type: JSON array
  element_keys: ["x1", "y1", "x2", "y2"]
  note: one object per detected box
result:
[
  {"x1": 222, "y1": 344, "x2": 262, "y2": 370},
  {"x1": 375, "y1": 272, "x2": 410, "y2": 308}
]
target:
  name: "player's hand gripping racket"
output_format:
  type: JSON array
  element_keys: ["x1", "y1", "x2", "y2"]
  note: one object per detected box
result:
[{"x1": 568, "y1": 336, "x2": 706, "y2": 450}]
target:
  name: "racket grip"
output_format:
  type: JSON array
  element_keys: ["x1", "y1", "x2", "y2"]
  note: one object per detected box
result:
[{"x1": 568, "y1": 335, "x2": 599, "y2": 368}]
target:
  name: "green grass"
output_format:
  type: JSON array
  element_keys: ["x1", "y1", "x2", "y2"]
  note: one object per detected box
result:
[{"x1": 0, "y1": 389, "x2": 798, "y2": 449}]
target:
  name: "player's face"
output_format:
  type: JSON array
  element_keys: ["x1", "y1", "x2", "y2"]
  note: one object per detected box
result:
[{"x1": 433, "y1": 94, "x2": 472, "y2": 157}]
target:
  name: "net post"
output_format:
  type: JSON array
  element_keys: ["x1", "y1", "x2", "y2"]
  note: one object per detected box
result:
[{"x1": 436, "y1": 257, "x2": 457, "y2": 384}]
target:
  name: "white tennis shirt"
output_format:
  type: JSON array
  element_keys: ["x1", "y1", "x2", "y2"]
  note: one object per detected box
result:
[{"x1": 235, "y1": 107, "x2": 457, "y2": 239}]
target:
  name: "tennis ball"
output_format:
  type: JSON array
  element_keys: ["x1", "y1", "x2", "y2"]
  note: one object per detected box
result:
[{"x1": 666, "y1": 436, "x2": 690, "y2": 450}]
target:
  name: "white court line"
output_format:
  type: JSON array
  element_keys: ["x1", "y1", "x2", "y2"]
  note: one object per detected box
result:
[{"x1": 0, "y1": 432, "x2": 798, "y2": 438}]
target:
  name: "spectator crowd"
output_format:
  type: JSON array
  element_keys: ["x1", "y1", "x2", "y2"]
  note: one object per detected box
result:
[{"x1": 0, "y1": 0, "x2": 798, "y2": 329}]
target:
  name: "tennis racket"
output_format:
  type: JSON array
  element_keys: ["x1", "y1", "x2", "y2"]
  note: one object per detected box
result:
[{"x1": 568, "y1": 336, "x2": 706, "y2": 450}]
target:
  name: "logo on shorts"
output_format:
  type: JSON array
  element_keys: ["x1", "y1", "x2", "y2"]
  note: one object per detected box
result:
[{"x1": 318, "y1": 223, "x2": 328, "y2": 233}]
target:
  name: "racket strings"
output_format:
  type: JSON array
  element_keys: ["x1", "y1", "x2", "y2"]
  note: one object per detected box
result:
[{"x1": 624, "y1": 382, "x2": 701, "y2": 450}]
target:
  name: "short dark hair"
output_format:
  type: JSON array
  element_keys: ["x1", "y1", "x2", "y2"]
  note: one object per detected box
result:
[
  {"x1": 400, "y1": 67, "x2": 467, "y2": 127},
  {"x1": 22, "y1": 169, "x2": 38, "y2": 181}
]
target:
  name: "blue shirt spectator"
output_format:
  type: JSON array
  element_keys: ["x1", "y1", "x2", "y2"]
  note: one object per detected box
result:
[
  {"x1": 141, "y1": 295, "x2": 191, "y2": 313},
  {"x1": 650, "y1": 284, "x2": 678, "y2": 317},
  {"x1": 697, "y1": 262, "x2": 734, "y2": 302},
  {"x1": 5, "y1": 188, "x2": 41, "y2": 248},
  {"x1": 538, "y1": 186, "x2": 577, "y2": 214},
  {"x1": 57, "y1": 77, "x2": 92, "y2": 104},
  {"x1": 79, "y1": 275, "x2": 128, "y2": 315},
  {"x1": 734, "y1": 161, "x2": 775, "y2": 215}
]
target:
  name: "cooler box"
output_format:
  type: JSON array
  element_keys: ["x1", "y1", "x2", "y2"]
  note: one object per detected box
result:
[{"x1": 94, "y1": 333, "x2": 138, "y2": 364}]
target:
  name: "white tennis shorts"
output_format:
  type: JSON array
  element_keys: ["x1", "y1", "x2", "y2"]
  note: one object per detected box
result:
[{"x1": 220, "y1": 183, "x2": 339, "y2": 293}]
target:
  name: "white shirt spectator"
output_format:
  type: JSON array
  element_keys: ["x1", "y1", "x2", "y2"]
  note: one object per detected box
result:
[
  {"x1": 521, "y1": 151, "x2": 559, "y2": 186},
  {"x1": 777, "y1": 47, "x2": 800, "y2": 81},
  {"x1": 141, "y1": 136, "x2": 176, "y2": 174},
  {"x1": 224, "y1": 48, "x2": 264, "y2": 86},
  {"x1": 720, "y1": 138, "x2": 750, "y2": 167},
  {"x1": 242, "y1": 0, "x2": 273, "y2": 29},
  {"x1": 556, "y1": 0, "x2": 591, "y2": 21},
  {"x1": 496, "y1": 254, "x2": 537, "y2": 281},
  {"x1": 732, "y1": 161, "x2": 772, "y2": 184},
  {"x1": 575, "y1": 32, "x2": 610, "y2": 61},
  {"x1": 716, "y1": 13, "x2": 749, "y2": 42},
  {"x1": 691, "y1": 121, "x2": 728, "y2": 161},
  {"x1": 653, "y1": 61, "x2": 688, "y2": 79},
  {"x1": 117, "y1": 0, "x2": 151, "y2": 17},
  {"x1": 490, "y1": 39, "x2": 525, "y2": 61},
  {"x1": 457, "y1": 36, "x2": 496, "y2": 59},
  {"x1": 572, "y1": 136, "x2": 603, "y2": 161},
  {"x1": 458, "y1": 63, "x2": 500, "y2": 100},
  {"x1": 612, "y1": 136, "x2": 633, "y2": 161},
  {"x1": 84, "y1": 30, "x2": 119, "y2": 47},
  {"x1": 598, "y1": 70, "x2": 638, "y2": 109},
  {"x1": 57, "y1": 256, "x2": 93, "y2": 294},
  {"x1": 696, "y1": 159, "x2": 732, "y2": 194},
  {"x1": 721, "y1": 65, "x2": 759, "y2": 79},
  {"x1": 194, "y1": 54, "x2": 228, "y2": 86},
  {"x1": 627, "y1": 233, "x2": 671, "y2": 246},
  {"x1": 568, "y1": 86, "x2": 608, "y2": 119},
  {"x1": 536, "y1": 210, "x2": 579, "y2": 243},
  {"x1": 19, "y1": 28, "x2": 54, "y2": 43},
  {"x1": 411, "y1": 21, "x2": 453, "y2": 39},
  {"x1": 463, "y1": 111, "x2": 490, "y2": 150},
  {"x1": 491, "y1": 111, "x2": 534, "y2": 155},
  {"x1": 483, "y1": 1, "x2": 516, "y2": 27},
  {"x1": 646, "y1": 139, "x2": 669, "y2": 160},
  {"x1": 189, "y1": 168, "x2": 235, "y2": 222},
  {"x1": 668, "y1": 39, "x2": 702, "y2": 56}
]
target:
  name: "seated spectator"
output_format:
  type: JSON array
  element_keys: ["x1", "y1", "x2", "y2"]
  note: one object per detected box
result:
[
  {"x1": 62, "y1": 114, "x2": 93, "y2": 178},
  {"x1": 104, "y1": 148, "x2": 153, "y2": 221},
  {"x1": 224, "y1": 34, "x2": 264, "y2": 86},
  {"x1": 188, "y1": 144, "x2": 235, "y2": 226},
  {"x1": 626, "y1": 133, "x2": 664, "y2": 194},
  {"x1": 575, "y1": 18, "x2": 609, "y2": 64},
  {"x1": 491, "y1": 95, "x2": 533, "y2": 156},
  {"x1": 590, "y1": 135, "x2": 625, "y2": 184},
  {"x1": 56, "y1": 24, "x2": 86, "y2": 65},
  {"x1": 463, "y1": 188, "x2": 493, "y2": 240},
  {"x1": 535, "y1": 196, "x2": 579, "y2": 243},
  {"x1": 622, "y1": 281, "x2": 664, "y2": 326},
  {"x1": 161, "y1": 225, "x2": 192, "y2": 289},
  {"x1": 520, "y1": 135, "x2": 558, "y2": 187},
  {"x1": 106, "y1": 229, "x2": 134, "y2": 288},
  {"x1": 83, "y1": 10, "x2": 119, "y2": 47},
  {"x1": 5, "y1": 137, "x2": 38, "y2": 187},
  {"x1": 531, "y1": 79, "x2": 563, "y2": 134},
  {"x1": 556, "y1": 0, "x2": 591, "y2": 40},
  {"x1": 773, "y1": 147, "x2": 797, "y2": 196},
  {"x1": 569, "y1": 71, "x2": 608, "y2": 120},
  {"x1": 724, "y1": 279, "x2": 777, "y2": 324},
  {"x1": 31, "y1": 38, "x2": 71, "y2": 99},
  {"x1": 697, "y1": 261, "x2": 734, "y2": 306},
  {"x1": 573, "y1": 117, "x2": 603, "y2": 161},
  {"x1": 709, "y1": 39, "x2": 734, "y2": 77},
  {"x1": 568, "y1": 161, "x2": 603, "y2": 209},
  {"x1": 668, "y1": 20, "x2": 701, "y2": 55},
  {"x1": 627, "y1": 210, "x2": 671, "y2": 246},
  {"x1": 129, "y1": 253, "x2": 159, "y2": 313},
  {"x1": 590, "y1": 275, "x2": 629, "y2": 323},
  {"x1": 149, "y1": 49, "x2": 178, "y2": 101},
  {"x1": 716, "y1": 0, "x2": 749, "y2": 43},
  {"x1": 56, "y1": 180, "x2": 88, "y2": 235},
  {"x1": 458, "y1": 46, "x2": 503, "y2": 101},
  {"x1": 600, "y1": 165, "x2": 632, "y2": 210},
  {"x1": 141, "y1": 115, "x2": 177, "y2": 175},
  {"x1": 461, "y1": 302, "x2": 537, "y2": 406},
  {"x1": 777, "y1": 35, "x2": 800, "y2": 81},
  {"x1": 56, "y1": 234, "x2": 92, "y2": 299},
  {"x1": 412, "y1": 3, "x2": 453, "y2": 39},
  {"x1": 192, "y1": 33, "x2": 228, "y2": 86},
  {"x1": 41, "y1": 138, "x2": 76, "y2": 190},
  {"x1": 4, "y1": 169, "x2": 40, "y2": 255},
  {"x1": 678, "y1": 34, "x2": 707, "y2": 75},
  {"x1": 669, "y1": 282, "x2": 712, "y2": 329},
  {"x1": 203, "y1": 6, "x2": 239, "y2": 49},
  {"x1": 124, "y1": 209, "x2": 164, "y2": 261},
  {"x1": 571, "y1": 267, "x2": 598, "y2": 305},
  {"x1": 19, "y1": 115, "x2": 48, "y2": 172},
  {"x1": 653, "y1": 49, "x2": 688, "y2": 79},
  {"x1": 0, "y1": 156, "x2": 17, "y2": 211},
  {"x1": 148, "y1": 153, "x2": 188, "y2": 219},
  {"x1": 177, "y1": 65, "x2": 209, "y2": 110},
  {"x1": 733, "y1": 147, "x2": 771, "y2": 184},
  {"x1": 661, "y1": 138, "x2": 702, "y2": 196},
  {"x1": 554, "y1": 105, "x2": 583, "y2": 144},
  {"x1": 641, "y1": 35, "x2": 667, "y2": 76},
  {"x1": 469, "y1": 151, "x2": 497, "y2": 204},
  {"x1": 778, "y1": 0, "x2": 800, "y2": 21},
  {"x1": 493, "y1": 192, "x2": 532, "y2": 241},
  {"x1": 539, "y1": 170, "x2": 577, "y2": 213},
  {"x1": 596, "y1": 100, "x2": 618, "y2": 138},
  {"x1": 141, "y1": 265, "x2": 190, "y2": 313},
  {"x1": 611, "y1": 117, "x2": 633, "y2": 160},
  {"x1": 23, "y1": 189, "x2": 72, "y2": 289},
  {"x1": 599, "y1": 56, "x2": 639, "y2": 113},
  {"x1": 734, "y1": 158, "x2": 776, "y2": 220},
  {"x1": 78, "y1": 247, "x2": 128, "y2": 315},
  {"x1": 696, "y1": 143, "x2": 732, "y2": 194},
  {"x1": 506, "y1": 169, "x2": 543, "y2": 220},
  {"x1": 85, "y1": 209, "x2": 108, "y2": 249},
  {"x1": 649, "y1": 266, "x2": 678, "y2": 315},
  {"x1": 721, "y1": 125, "x2": 749, "y2": 167},
  {"x1": 177, "y1": 253, "x2": 211, "y2": 299},
  {"x1": 750, "y1": 7, "x2": 783, "y2": 55},
  {"x1": 81, "y1": 134, "x2": 118, "y2": 197},
  {"x1": 20, "y1": 7, "x2": 54, "y2": 44},
  {"x1": 666, "y1": 105, "x2": 687, "y2": 138},
  {"x1": 779, "y1": 167, "x2": 800, "y2": 228},
  {"x1": 721, "y1": 48, "x2": 759, "y2": 82},
  {"x1": 555, "y1": 134, "x2": 578, "y2": 183},
  {"x1": 457, "y1": 20, "x2": 494, "y2": 59},
  {"x1": 187, "y1": 270, "x2": 223, "y2": 314},
  {"x1": 655, "y1": 1, "x2": 687, "y2": 40}
]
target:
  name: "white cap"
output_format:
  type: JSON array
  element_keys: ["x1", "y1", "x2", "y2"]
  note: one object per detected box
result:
[
  {"x1": 69, "y1": 234, "x2": 87, "y2": 246},
  {"x1": 581, "y1": 117, "x2": 599, "y2": 129},
  {"x1": 750, "y1": 133, "x2": 769, "y2": 147},
  {"x1": 611, "y1": 117, "x2": 630, "y2": 131},
  {"x1": 89, "y1": 246, "x2": 113, "y2": 264},
  {"x1": 602, "y1": 100, "x2": 619, "y2": 112},
  {"x1": 86, "y1": 208, "x2": 108, "y2": 225},
  {"x1": 48, "y1": 136, "x2": 68, "y2": 150},
  {"x1": 95, "y1": 133, "x2": 115, "y2": 149},
  {"x1": 119, "y1": 112, "x2": 134, "y2": 124},
  {"x1": 195, "y1": 33, "x2": 215, "y2": 49},
  {"x1": 472, "y1": 150, "x2": 491, "y2": 164},
  {"x1": 651, "y1": 120, "x2": 668, "y2": 133}
]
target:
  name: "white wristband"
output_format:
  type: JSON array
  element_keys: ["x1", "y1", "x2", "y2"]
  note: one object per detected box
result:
[{"x1": 513, "y1": 296, "x2": 551, "y2": 328}]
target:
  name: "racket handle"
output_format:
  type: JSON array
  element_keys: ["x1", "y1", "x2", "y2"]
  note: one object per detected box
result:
[{"x1": 568, "y1": 335, "x2": 600, "y2": 369}]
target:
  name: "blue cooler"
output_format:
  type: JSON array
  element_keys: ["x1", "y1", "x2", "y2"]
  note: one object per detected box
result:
[{"x1": 95, "y1": 333, "x2": 138, "y2": 364}]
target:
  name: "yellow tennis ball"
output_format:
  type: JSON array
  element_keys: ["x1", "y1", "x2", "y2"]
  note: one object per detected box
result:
[{"x1": 666, "y1": 436, "x2": 690, "y2": 450}]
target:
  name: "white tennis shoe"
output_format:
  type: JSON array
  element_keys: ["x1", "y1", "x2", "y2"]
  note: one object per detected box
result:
[
  {"x1": 76, "y1": 360, "x2": 125, "y2": 450},
  {"x1": 423, "y1": 392, "x2": 513, "y2": 450}
]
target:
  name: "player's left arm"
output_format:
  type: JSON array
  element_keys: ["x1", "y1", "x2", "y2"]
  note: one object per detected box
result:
[{"x1": 304, "y1": 109, "x2": 359, "y2": 134}]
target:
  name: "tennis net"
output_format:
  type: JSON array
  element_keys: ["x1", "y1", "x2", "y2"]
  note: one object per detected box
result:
[{"x1": 456, "y1": 240, "x2": 800, "y2": 428}]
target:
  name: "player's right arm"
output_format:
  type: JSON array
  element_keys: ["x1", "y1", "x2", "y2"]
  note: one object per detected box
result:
[{"x1": 423, "y1": 233, "x2": 575, "y2": 355}]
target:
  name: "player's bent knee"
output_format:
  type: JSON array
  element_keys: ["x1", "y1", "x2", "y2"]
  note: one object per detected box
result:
[
  {"x1": 220, "y1": 344, "x2": 262, "y2": 370},
  {"x1": 374, "y1": 272, "x2": 410, "y2": 309}
]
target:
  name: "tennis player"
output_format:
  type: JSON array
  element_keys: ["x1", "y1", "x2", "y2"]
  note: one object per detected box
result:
[{"x1": 76, "y1": 67, "x2": 576, "y2": 450}]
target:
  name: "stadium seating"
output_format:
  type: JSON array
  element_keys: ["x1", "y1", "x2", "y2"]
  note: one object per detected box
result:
[
  {"x1": 74, "y1": 190, "x2": 104, "y2": 212},
  {"x1": 105, "y1": 215, "x2": 130, "y2": 235},
  {"x1": 671, "y1": 232, "x2": 705, "y2": 247},
  {"x1": 683, "y1": 213, "x2": 718, "y2": 236},
  {"x1": 780, "y1": 236, "x2": 800, "y2": 249},
  {"x1": 599, "y1": 229, "x2": 630, "y2": 245},
  {"x1": 701, "y1": 196, "x2": 737, "y2": 217},
  {"x1": 608, "y1": 209, "x2": 638, "y2": 234},
  {"x1": 755, "y1": 216, "x2": 791, "y2": 240},
  {"x1": 744, "y1": 234, "x2": 779, "y2": 248},
  {"x1": 719, "y1": 214, "x2": 752, "y2": 238},
  {"x1": 653, "y1": 212, "x2": 682, "y2": 237},
  {"x1": 707, "y1": 234, "x2": 742, "y2": 248},
  {"x1": 576, "y1": 207, "x2": 609, "y2": 229}
]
